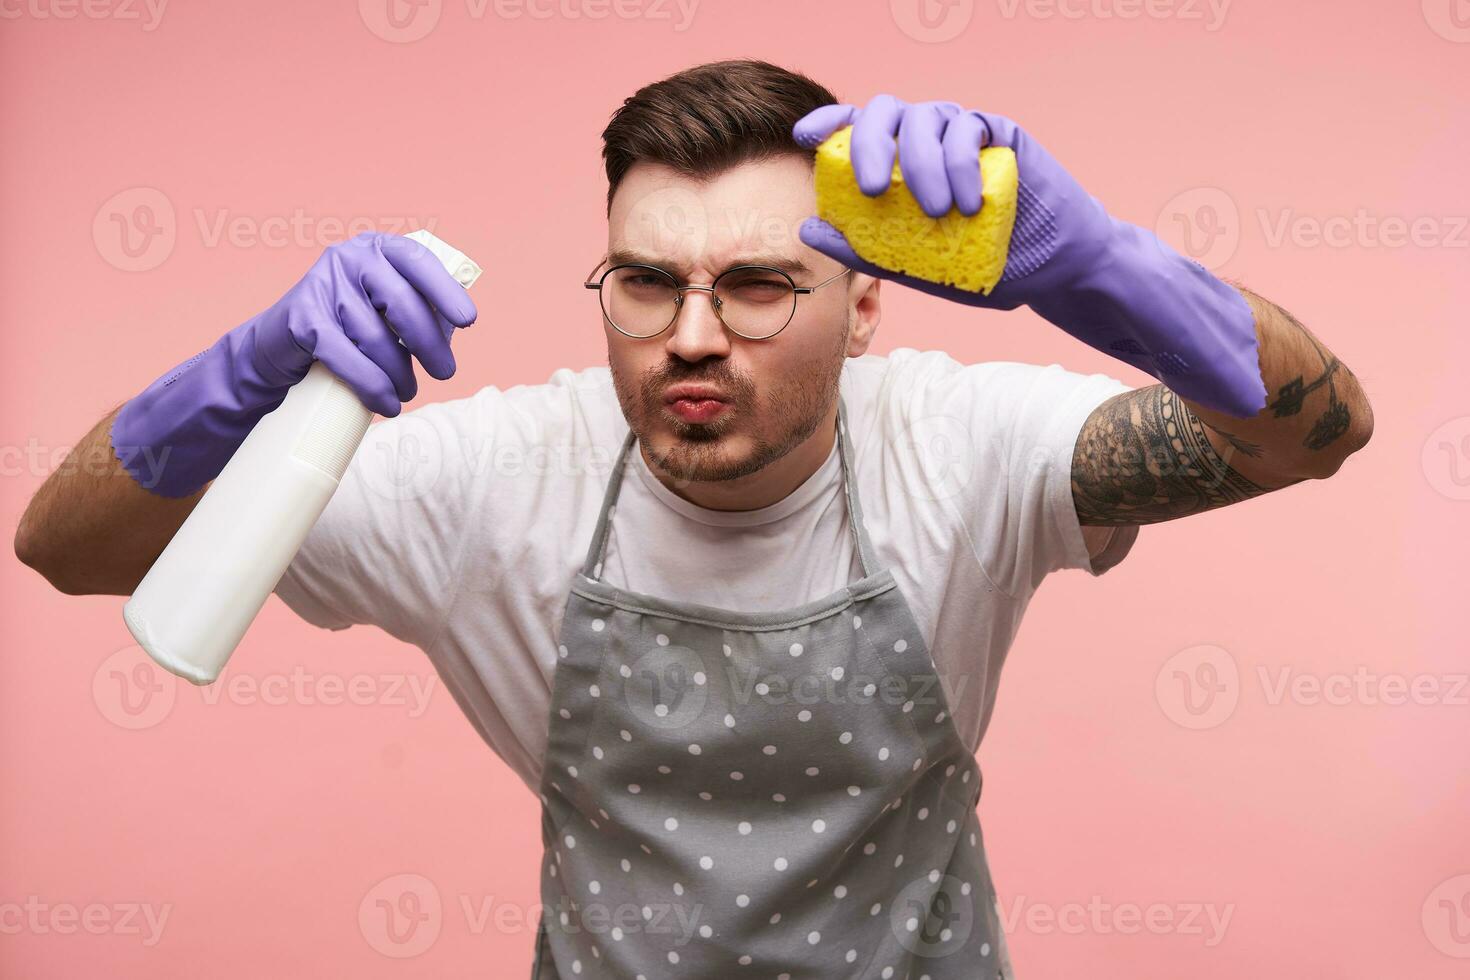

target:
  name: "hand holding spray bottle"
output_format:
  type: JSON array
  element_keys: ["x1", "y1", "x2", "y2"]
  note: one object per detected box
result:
[{"x1": 112, "y1": 230, "x2": 482, "y2": 684}]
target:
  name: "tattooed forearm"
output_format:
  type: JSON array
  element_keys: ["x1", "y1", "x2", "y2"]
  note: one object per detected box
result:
[
  {"x1": 1067, "y1": 285, "x2": 1367, "y2": 522},
  {"x1": 1198, "y1": 419, "x2": 1263, "y2": 459},
  {"x1": 1166, "y1": 282, "x2": 1374, "y2": 483},
  {"x1": 1071, "y1": 386, "x2": 1292, "y2": 526}
]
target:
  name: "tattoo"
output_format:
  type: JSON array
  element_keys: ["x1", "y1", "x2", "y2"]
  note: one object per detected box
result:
[
  {"x1": 1270, "y1": 360, "x2": 1338, "y2": 417},
  {"x1": 1199, "y1": 419, "x2": 1263, "y2": 459},
  {"x1": 1239, "y1": 288, "x2": 1353, "y2": 452},
  {"x1": 1071, "y1": 386, "x2": 1288, "y2": 526},
  {"x1": 1303, "y1": 401, "x2": 1352, "y2": 450}
]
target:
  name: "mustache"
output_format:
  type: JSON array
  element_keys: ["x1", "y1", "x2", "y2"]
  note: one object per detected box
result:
[{"x1": 639, "y1": 362, "x2": 756, "y2": 404}]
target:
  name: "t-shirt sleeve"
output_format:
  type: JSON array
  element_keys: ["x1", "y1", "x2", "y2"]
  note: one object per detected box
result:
[
  {"x1": 894, "y1": 352, "x2": 1140, "y2": 598},
  {"x1": 271, "y1": 391, "x2": 486, "y2": 650}
]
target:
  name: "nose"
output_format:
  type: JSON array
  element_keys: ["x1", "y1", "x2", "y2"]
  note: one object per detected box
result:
[{"x1": 665, "y1": 286, "x2": 732, "y2": 361}]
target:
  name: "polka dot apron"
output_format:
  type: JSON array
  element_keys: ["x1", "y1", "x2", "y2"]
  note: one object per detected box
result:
[{"x1": 531, "y1": 396, "x2": 1012, "y2": 979}]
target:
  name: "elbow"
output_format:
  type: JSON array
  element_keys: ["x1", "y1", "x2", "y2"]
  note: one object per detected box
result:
[
  {"x1": 1297, "y1": 393, "x2": 1375, "y2": 481},
  {"x1": 15, "y1": 518, "x2": 86, "y2": 595},
  {"x1": 14, "y1": 517, "x2": 44, "y2": 576},
  {"x1": 1350, "y1": 394, "x2": 1375, "y2": 454}
]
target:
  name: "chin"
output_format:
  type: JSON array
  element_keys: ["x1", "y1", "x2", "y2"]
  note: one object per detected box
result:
[
  {"x1": 663, "y1": 415, "x2": 736, "y2": 444},
  {"x1": 643, "y1": 423, "x2": 766, "y2": 484}
]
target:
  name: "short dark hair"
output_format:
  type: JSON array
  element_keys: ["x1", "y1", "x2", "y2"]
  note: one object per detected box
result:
[{"x1": 600, "y1": 59, "x2": 838, "y2": 214}]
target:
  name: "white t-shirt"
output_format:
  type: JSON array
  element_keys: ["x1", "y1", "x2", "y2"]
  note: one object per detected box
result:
[{"x1": 273, "y1": 348, "x2": 1139, "y2": 795}]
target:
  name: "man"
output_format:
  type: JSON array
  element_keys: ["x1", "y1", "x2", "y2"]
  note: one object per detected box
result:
[{"x1": 17, "y1": 59, "x2": 1370, "y2": 978}]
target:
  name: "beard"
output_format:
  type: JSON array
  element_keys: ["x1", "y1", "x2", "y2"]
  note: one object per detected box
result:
[{"x1": 608, "y1": 311, "x2": 851, "y2": 486}]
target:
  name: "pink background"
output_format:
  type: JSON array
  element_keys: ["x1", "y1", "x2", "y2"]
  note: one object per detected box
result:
[{"x1": 3, "y1": 0, "x2": 1468, "y2": 975}]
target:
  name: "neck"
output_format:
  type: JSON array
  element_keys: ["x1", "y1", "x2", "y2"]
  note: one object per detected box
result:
[{"x1": 640, "y1": 405, "x2": 839, "y2": 512}]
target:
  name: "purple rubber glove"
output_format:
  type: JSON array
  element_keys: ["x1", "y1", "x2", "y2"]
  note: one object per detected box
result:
[
  {"x1": 793, "y1": 96, "x2": 1267, "y2": 418},
  {"x1": 109, "y1": 232, "x2": 478, "y2": 497}
]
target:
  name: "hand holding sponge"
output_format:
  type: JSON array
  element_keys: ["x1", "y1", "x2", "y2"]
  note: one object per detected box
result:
[
  {"x1": 795, "y1": 96, "x2": 1267, "y2": 419},
  {"x1": 813, "y1": 124, "x2": 1019, "y2": 295}
]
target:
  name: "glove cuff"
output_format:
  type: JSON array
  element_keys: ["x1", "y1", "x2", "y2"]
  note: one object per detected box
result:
[
  {"x1": 1027, "y1": 216, "x2": 1267, "y2": 418},
  {"x1": 110, "y1": 322, "x2": 294, "y2": 497}
]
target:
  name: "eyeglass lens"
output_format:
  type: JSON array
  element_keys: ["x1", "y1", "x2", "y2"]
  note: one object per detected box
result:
[{"x1": 601, "y1": 266, "x2": 797, "y2": 339}]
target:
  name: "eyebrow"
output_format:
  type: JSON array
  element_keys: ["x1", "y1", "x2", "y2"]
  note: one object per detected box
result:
[{"x1": 604, "y1": 248, "x2": 814, "y2": 279}]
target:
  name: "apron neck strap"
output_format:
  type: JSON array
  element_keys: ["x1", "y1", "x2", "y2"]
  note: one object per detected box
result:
[
  {"x1": 835, "y1": 394, "x2": 878, "y2": 578},
  {"x1": 580, "y1": 393, "x2": 878, "y2": 580}
]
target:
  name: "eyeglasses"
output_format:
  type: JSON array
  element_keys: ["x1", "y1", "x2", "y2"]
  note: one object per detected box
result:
[{"x1": 583, "y1": 258, "x2": 850, "y2": 341}]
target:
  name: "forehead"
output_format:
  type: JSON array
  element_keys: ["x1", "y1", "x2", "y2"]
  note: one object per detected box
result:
[{"x1": 607, "y1": 154, "x2": 818, "y2": 274}]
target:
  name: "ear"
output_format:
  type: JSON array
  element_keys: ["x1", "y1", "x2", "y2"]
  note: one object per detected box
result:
[{"x1": 845, "y1": 273, "x2": 881, "y2": 357}]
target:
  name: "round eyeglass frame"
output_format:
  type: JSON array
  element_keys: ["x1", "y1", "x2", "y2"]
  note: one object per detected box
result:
[{"x1": 583, "y1": 259, "x2": 850, "y2": 341}]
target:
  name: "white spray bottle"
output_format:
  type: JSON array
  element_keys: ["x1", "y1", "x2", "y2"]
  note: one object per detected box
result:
[{"x1": 122, "y1": 230, "x2": 482, "y2": 685}]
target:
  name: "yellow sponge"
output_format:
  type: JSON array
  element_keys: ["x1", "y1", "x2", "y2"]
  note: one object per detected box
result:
[{"x1": 814, "y1": 125, "x2": 1018, "y2": 295}]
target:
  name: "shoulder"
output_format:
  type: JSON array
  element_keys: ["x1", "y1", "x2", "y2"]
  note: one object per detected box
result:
[
  {"x1": 839, "y1": 349, "x2": 1135, "y2": 587},
  {"x1": 393, "y1": 365, "x2": 626, "y2": 473},
  {"x1": 460, "y1": 363, "x2": 624, "y2": 445},
  {"x1": 840, "y1": 347, "x2": 1127, "y2": 439}
]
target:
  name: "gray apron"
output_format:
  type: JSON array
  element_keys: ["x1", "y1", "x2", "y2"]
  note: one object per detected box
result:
[{"x1": 531, "y1": 396, "x2": 1012, "y2": 979}]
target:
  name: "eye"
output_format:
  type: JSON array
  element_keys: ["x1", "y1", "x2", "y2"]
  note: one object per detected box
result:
[
  {"x1": 617, "y1": 269, "x2": 675, "y2": 294},
  {"x1": 720, "y1": 271, "x2": 792, "y2": 302}
]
